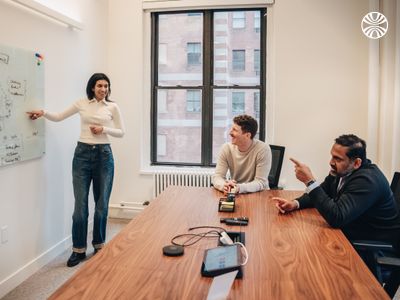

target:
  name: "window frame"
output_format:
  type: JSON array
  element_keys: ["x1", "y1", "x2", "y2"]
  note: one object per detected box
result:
[{"x1": 151, "y1": 8, "x2": 266, "y2": 167}]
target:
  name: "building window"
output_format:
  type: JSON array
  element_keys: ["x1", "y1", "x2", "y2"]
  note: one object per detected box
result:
[
  {"x1": 232, "y1": 50, "x2": 245, "y2": 71},
  {"x1": 187, "y1": 42, "x2": 201, "y2": 65},
  {"x1": 254, "y1": 11, "x2": 260, "y2": 33},
  {"x1": 254, "y1": 92, "x2": 260, "y2": 118},
  {"x1": 232, "y1": 92, "x2": 245, "y2": 114},
  {"x1": 157, "y1": 134, "x2": 167, "y2": 156},
  {"x1": 152, "y1": 9, "x2": 266, "y2": 166},
  {"x1": 187, "y1": 90, "x2": 201, "y2": 112},
  {"x1": 158, "y1": 90, "x2": 168, "y2": 113},
  {"x1": 254, "y1": 49, "x2": 260, "y2": 75},
  {"x1": 159, "y1": 43, "x2": 167, "y2": 65},
  {"x1": 232, "y1": 11, "x2": 245, "y2": 29}
]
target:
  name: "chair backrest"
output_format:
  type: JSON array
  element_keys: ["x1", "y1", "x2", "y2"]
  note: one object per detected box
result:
[
  {"x1": 268, "y1": 145, "x2": 285, "y2": 189},
  {"x1": 390, "y1": 172, "x2": 400, "y2": 206}
]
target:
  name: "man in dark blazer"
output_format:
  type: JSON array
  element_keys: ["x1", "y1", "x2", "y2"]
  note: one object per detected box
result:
[{"x1": 274, "y1": 134, "x2": 400, "y2": 296}]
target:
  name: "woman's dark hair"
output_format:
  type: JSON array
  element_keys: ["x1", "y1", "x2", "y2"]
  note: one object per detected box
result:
[
  {"x1": 86, "y1": 73, "x2": 111, "y2": 101},
  {"x1": 335, "y1": 134, "x2": 367, "y2": 164},
  {"x1": 233, "y1": 115, "x2": 258, "y2": 139}
]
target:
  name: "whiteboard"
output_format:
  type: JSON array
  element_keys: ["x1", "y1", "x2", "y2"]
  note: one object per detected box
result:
[{"x1": 0, "y1": 44, "x2": 45, "y2": 166}]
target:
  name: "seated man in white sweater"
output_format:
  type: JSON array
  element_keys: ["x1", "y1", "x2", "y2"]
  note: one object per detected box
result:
[{"x1": 212, "y1": 115, "x2": 272, "y2": 194}]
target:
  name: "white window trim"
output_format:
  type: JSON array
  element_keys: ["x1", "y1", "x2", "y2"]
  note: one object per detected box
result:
[
  {"x1": 141, "y1": 7, "x2": 275, "y2": 173},
  {"x1": 143, "y1": 0, "x2": 274, "y2": 12}
]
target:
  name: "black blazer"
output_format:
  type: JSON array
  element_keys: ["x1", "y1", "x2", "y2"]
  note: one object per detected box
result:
[{"x1": 297, "y1": 161, "x2": 400, "y2": 249}]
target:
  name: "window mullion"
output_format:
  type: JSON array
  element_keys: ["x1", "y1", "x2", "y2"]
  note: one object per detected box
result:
[
  {"x1": 202, "y1": 11, "x2": 213, "y2": 166},
  {"x1": 150, "y1": 13, "x2": 158, "y2": 164}
]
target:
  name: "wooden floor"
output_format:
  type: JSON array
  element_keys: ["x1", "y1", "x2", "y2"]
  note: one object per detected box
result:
[{"x1": 50, "y1": 187, "x2": 390, "y2": 299}]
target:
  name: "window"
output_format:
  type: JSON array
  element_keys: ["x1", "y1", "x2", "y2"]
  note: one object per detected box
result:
[
  {"x1": 159, "y1": 43, "x2": 167, "y2": 65},
  {"x1": 187, "y1": 90, "x2": 201, "y2": 112},
  {"x1": 157, "y1": 135, "x2": 167, "y2": 156},
  {"x1": 158, "y1": 90, "x2": 168, "y2": 113},
  {"x1": 254, "y1": 11, "x2": 260, "y2": 32},
  {"x1": 254, "y1": 92, "x2": 260, "y2": 118},
  {"x1": 254, "y1": 49, "x2": 260, "y2": 75},
  {"x1": 232, "y1": 11, "x2": 245, "y2": 29},
  {"x1": 151, "y1": 9, "x2": 266, "y2": 166},
  {"x1": 232, "y1": 92, "x2": 245, "y2": 114},
  {"x1": 232, "y1": 50, "x2": 245, "y2": 71},
  {"x1": 187, "y1": 42, "x2": 201, "y2": 65}
]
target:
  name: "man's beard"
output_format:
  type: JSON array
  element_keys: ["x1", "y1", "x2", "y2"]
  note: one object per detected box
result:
[{"x1": 330, "y1": 166, "x2": 353, "y2": 177}]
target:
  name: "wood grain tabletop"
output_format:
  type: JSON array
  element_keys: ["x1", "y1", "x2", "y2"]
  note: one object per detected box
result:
[{"x1": 49, "y1": 186, "x2": 389, "y2": 300}]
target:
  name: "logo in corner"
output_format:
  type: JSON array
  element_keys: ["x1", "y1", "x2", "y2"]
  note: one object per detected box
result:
[{"x1": 361, "y1": 12, "x2": 388, "y2": 39}]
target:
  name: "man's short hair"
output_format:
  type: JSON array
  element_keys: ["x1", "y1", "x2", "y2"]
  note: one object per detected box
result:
[
  {"x1": 335, "y1": 134, "x2": 367, "y2": 164},
  {"x1": 233, "y1": 115, "x2": 258, "y2": 139}
]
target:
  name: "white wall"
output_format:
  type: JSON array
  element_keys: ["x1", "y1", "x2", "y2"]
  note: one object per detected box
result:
[
  {"x1": 107, "y1": 0, "x2": 155, "y2": 215},
  {"x1": 0, "y1": 0, "x2": 108, "y2": 297},
  {"x1": 269, "y1": 0, "x2": 369, "y2": 189}
]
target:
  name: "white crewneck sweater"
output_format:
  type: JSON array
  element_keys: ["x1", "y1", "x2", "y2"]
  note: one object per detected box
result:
[
  {"x1": 212, "y1": 140, "x2": 271, "y2": 193},
  {"x1": 44, "y1": 98, "x2": 125, "y2": 144}
]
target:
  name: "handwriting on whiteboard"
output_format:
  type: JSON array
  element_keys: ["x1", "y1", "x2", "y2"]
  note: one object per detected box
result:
[{"x1": 0, "y1": 43, "x2": 45, "y2": 167}]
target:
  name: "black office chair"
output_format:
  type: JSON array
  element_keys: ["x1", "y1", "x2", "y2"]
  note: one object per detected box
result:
[
  {"x1": 268, "y1": 145, "x2": 285, "y2": 189},
  {"x1": 352, "y1": 172, "x2": 400, "y2": 298},
  {"x1": 377, "y1": 256, "x2": 400, "y2": 297}
]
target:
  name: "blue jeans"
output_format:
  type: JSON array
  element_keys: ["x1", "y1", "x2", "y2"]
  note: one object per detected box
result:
[{"x1": 71, "y1": 142, "x2": 114, "y2": 252}]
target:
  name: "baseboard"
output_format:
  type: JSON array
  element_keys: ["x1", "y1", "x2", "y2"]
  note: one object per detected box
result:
[
  {"x1": 0, "y1": 235, "x2": 72, "y2": 298},
  {"x1": 0, "y1": 220, "x2": 94, "y2": 298}
]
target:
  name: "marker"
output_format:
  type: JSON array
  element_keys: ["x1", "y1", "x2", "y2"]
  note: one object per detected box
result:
[{"x1": 35, "y1": 53, "x2": 44, "y2": 65}]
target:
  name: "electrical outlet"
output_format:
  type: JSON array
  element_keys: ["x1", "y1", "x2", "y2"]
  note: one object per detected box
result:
[{"x1": 1, "y1": 226, "x2": 8, "y2": 244}]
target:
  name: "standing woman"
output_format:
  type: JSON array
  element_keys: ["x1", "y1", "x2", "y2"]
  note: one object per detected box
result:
[{"x1": 27, "y1": 73, "x2": 125, "y2": 267}]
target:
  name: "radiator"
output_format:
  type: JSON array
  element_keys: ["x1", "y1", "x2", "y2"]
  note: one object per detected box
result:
[{"x1": 153, "y1": 169, "x2": 214, "y2": 197}]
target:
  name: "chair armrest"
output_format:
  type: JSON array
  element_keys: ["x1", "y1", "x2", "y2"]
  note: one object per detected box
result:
[
  {"x1": 352, "y1": 240, "x2": 394, "y2": 251},
  {"x1": 377, "y1": 256, "x2": 400, "y2": 267}
]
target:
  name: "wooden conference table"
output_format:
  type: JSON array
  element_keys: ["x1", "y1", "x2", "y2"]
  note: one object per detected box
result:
[{"x1": 50, "y1": 187, "x2": 389, "y2": 300}]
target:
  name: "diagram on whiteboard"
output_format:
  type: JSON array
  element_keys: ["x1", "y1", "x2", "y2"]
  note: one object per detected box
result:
[{"x1": 0, "y1": 44, "x2": 45, "y2": 166}]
